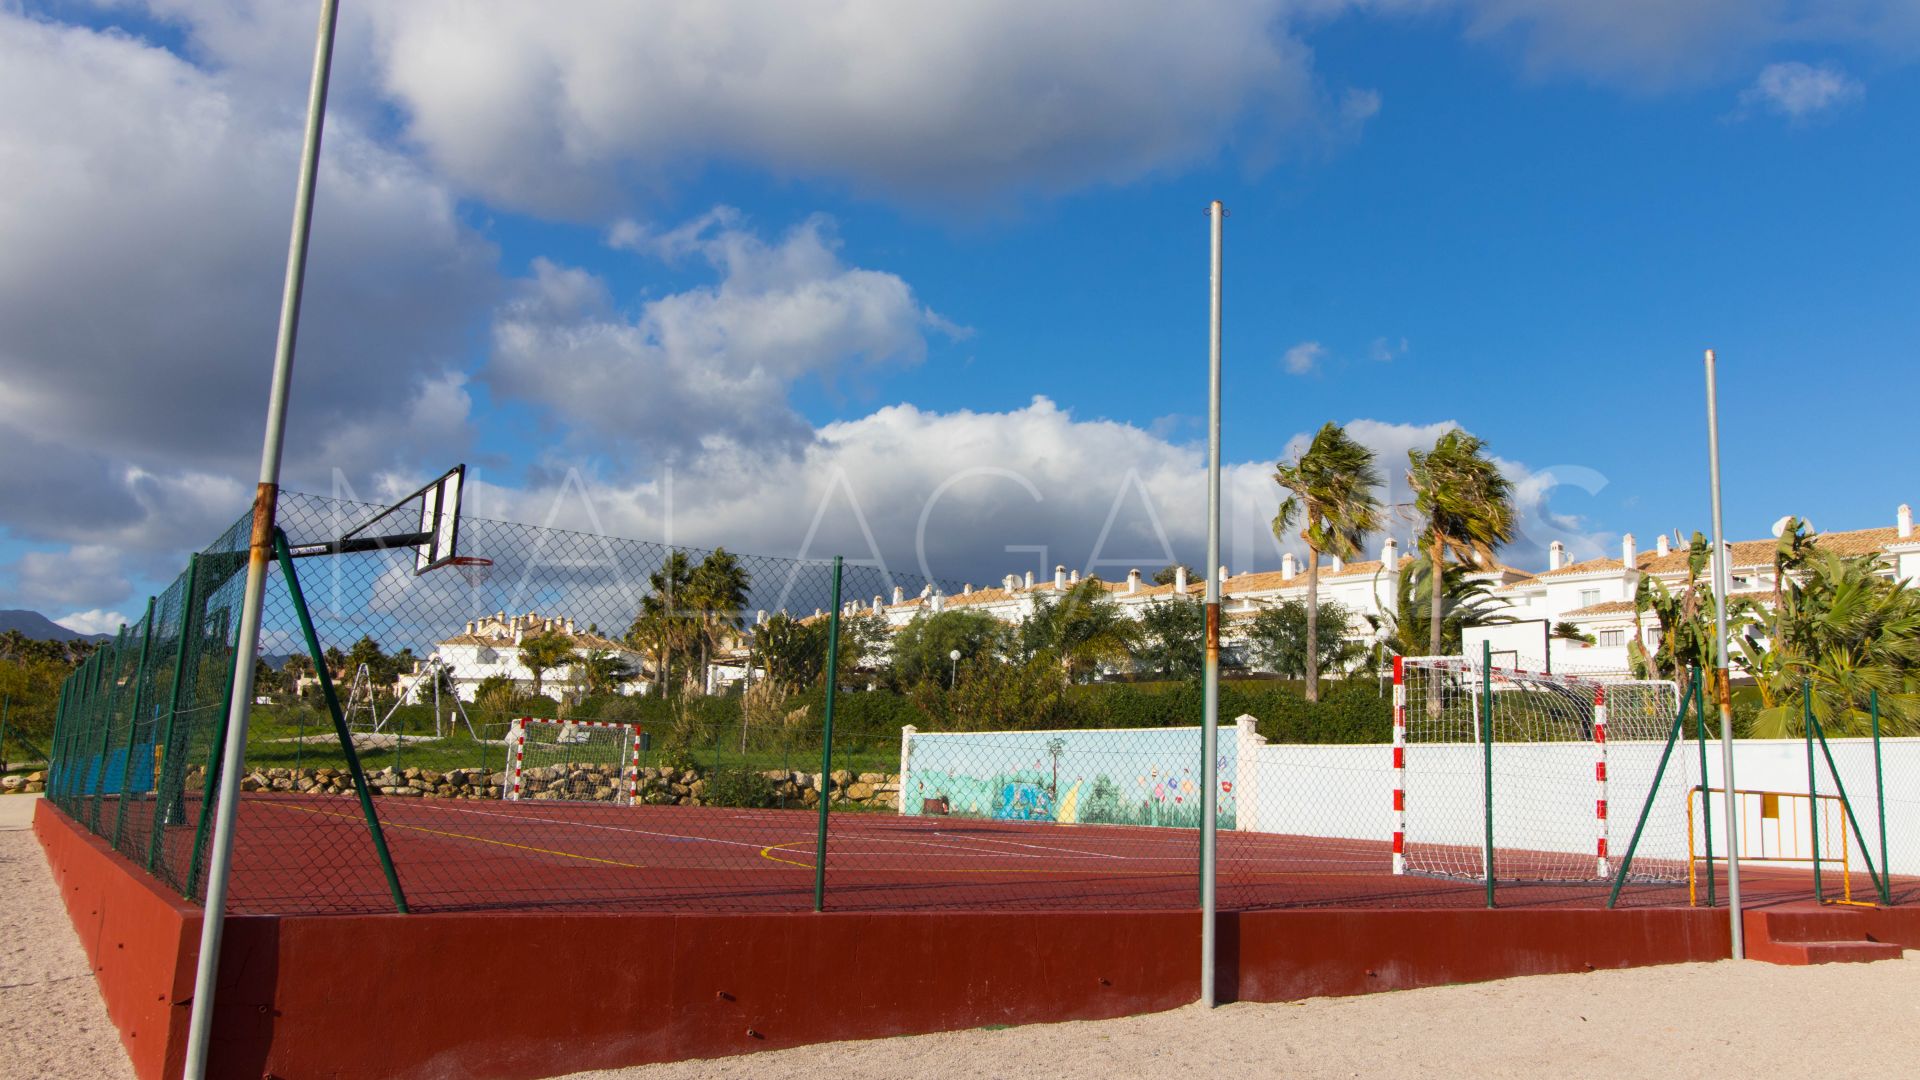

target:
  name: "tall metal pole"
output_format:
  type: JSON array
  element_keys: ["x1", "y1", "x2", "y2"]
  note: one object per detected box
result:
[
  {"x1": 183, "y1": 3, "x2": 341, "y2": 1076},
  {"x1": 813, "y1": 556, "x2": 843, "y2": 913},
  {"x1": 1704, "y1": 348, "x2": 1745, "y2": 959},
  {"x1": 1200, "y1": 200, "x2": 1224, "y2": 1009}
]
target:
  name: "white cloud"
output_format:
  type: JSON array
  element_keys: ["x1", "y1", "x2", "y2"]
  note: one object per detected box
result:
[
  {"x1": 347, "y1": 0, "x2": 1351, "y2": 211},
  {"x1": 1283, "y1": 341, "x2": 1327, "y2": 375},
  {"x1": 489, "y1": 210, "x2": 955, "y2": 464},
  {"x1": 55, "y1": 609, "x2": 134, "y2": 637},
  {"x1": 2, "y1": 546, "x2": 132, "y2": 612},
  {"x1": 0, "y1": 12, "x2": 493, "y2": 556},
  {"x1": 1740, "y1": 61, "x2": 1865, "y2": 119}
]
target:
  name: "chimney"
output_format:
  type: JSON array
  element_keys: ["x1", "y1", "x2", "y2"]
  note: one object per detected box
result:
[
  {"x1": 1622, "y1": 533, "x2": 1637, "y2": 569},
  {"x1": 1655, "y1": 534, "x2": 1670, "y2": 558},
  {"x1": 756, "y1": 610, "x2": 767, "y2": 625},
  {"x1": 1329, "y1": 555, "x2": 1344, "y2": 573},
  {"x1": 872, "y1": 596, "x2": 882, "y2": 613},
  {"x1": 1055, "y1": 565, "x2": 1067, "y2": 590},
  {"x1": 1901, "y1": 504, "x2": 1914, "y2": 539},
  {"x1": 1068, "y1": 569, "x2": 1080, "y2": 584},
  {"x1": 1219, "y1": 565, "x2": 1230, "y2": 585},
  {"x1": 1174, "y1": 565, "x2": 1188, "y2": 592},
  {"x1": 931, "y1": 593, "x2": 944, "y2": 613},
  {"x1": 1548, "y1": 541, "x2": 1566, "y2": 571},
  {"x1": 1024, "y1": 570, "x2": 1035, "y2": 590},
  {"x1": 1382, "y1": 537, "x2": 1398, "y2": 565},
  {"x1": 814, "y1": 608, "x2": 823, "y2": 619},
  {"x1": 465, "y1": 621, "x2": 474, "y2": 634},
  {"x1": 920, "y1": 583, "x2": 932, "y2": 598},
  {"x1": 1281, "y1": 552, "x2": 1297, "y2": 580},
  {"x1": 1004, "y1": 574, "x2": 1017, "y2": 591},
  {"x1": 565, "y1": 618, "x2": 575, "y2": 634},
  {"x1": 892, "y1": 586, "x2": 905, "y2": 605},
  {"x1": 1128, "y1": 568, "x2": 1141, "y2": 594},
  {"x1": 963, "y1": 583, "x2": 973, "y2": 595}
]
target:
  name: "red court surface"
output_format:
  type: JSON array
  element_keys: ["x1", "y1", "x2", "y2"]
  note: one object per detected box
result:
[{"x1": 144, "y1": 792, "x2": 1903, "y2": 916}]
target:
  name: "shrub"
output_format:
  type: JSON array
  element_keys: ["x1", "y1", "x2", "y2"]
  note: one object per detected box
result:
[{"x1": 703, "y1": 768, "x2": 780, "y2": 809}]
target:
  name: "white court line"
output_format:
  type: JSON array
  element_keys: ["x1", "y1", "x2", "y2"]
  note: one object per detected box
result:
[{"x1": 380, "y1": 799, "x2": 775, "y2": 852}]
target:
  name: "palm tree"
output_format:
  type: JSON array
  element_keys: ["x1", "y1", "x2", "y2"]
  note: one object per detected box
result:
[
  {"x1": 1742, "y1": 550, "x2": 1920, "y2": 737},
  {"x1": 518, "y1": 630, "x2": 576, "y2": 700},
  {"x1": 685, "y1": 549, "x2": 751, "y2": 693},
  {"x1": 1407, "y1": 430, "x2": 1516, "y2": 662},
  {"x1": 1022, "y1": 578, "x2": 1139, "y2": 684},
  {"x1": 628, "y1": 552, "x2": 698, "y2": 696},
  {"x1": 1273, "y1": 422, "x2": 1383, "y2": 702},
  {"x1": 578, "y1": 649, "x2": 636, "y2": 696},
  {"x1": 1368, "y1": 555, "x2": 1514, "y2": 658}
]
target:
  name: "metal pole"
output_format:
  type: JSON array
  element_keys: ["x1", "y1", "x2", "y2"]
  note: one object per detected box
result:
[
  {"x1": 1694, "y1": 672, "x2": 1716, "y2": 907},
  {"x1": 0, "y1": 695, "x2": 9, "y2": 775},
  {"x1": 1703, "y1": 348, "x2": 1745, "y2": 958},
  {"x1": 1481, "y1": 640, "x2": 1495, "y2": 908},
  {"x1": 184, "y1": 2, "x2": 340, "y2": 1075},
  {"x1": 812, "y1": 556, "x2": 842, "y2": 912},
  {"x1": 1200, "y1": 199, "x2": 1224, "y2": 1009},
  {"x1": 1872, "y1": 691, "x2": 1890, "y2": 904},
  {"x1": 1804, "y1": 683, "x2": 1822, "y2": 904}
]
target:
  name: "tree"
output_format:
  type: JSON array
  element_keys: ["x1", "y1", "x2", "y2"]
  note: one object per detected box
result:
[
  {"x1": 578, "y1": 649, "x2": 636, "y2": 696},
  {"x1": 628, "y1": 552, "x2": 699, "y2": 696},
  {"x1": 1152, "y1": 564, "x2": 1198, "y2": 587},
  {"x1": 1740, "y1": 549, "x2": 1920, "y2": 737},
  {"x1": 1020, "y1": 577, "x2": 1139, "y2": 684},
  {"x1": 887, "y1": 610, "x2": 1008, "y2": 689},
  {"x1": 1135, "y1": 596, "x2": 1204, "y2": 680},
  {"x1": 518, "y1": 631, "x2": 576, "y2": 700},
  {"x1": 1273, "y1": 422, "x2": 1383, "y2": 702},
  {"x1": 1247, "y1": 599, "x2": 1364, "y2": 679},
  {"x1": 1368, "y1": 554, "x2": 1514, "y2": 658},
  {"x1": 1408, "y1": 430, "x2": 1516, "y2": 665},
  {"x1": 754, "y1": 613, "x2": 822, "y2": 687},
  {"x1": 1628, "y1": 533, "x2": 1741, "y2": 683},
  {"x1": 686, "y1": 548, "x2": 751, "y2": 692}
]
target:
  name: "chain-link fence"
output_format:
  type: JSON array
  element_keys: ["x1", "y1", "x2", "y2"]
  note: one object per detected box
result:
[{"x1": 44, "y1": 491, "x2": 1911, "y2": 917}]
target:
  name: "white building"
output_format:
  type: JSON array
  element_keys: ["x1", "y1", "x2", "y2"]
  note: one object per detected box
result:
[
  {"x1": 822, "y1": 502, "x2": 1920, "y2": 677},
  {"x1": 425, "y1": 611, "x2": 650, "y2": 702}
]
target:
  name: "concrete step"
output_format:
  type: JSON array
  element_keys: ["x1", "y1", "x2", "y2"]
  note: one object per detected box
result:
[{"x1": 1744, "y1": 909, "x2": 1907, "y2": 966}]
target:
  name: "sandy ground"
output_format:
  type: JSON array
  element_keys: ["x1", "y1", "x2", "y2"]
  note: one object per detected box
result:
[
  {"x1": 1, "y1": 796, "x2": 135, "y2": 1080},
  {"x1": 5, "y1": 795, "x2": 1918, "y2": 1080}
]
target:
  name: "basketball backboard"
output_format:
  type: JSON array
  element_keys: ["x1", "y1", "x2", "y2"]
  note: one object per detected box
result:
[{"x1": 284, "y1": 464, "x2": 466, "y2": 575}]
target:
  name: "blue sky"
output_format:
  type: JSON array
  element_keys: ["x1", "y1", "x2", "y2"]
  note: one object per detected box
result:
[{"x1": 2, "y1": 2, "x2": 1916, "y2": 633}]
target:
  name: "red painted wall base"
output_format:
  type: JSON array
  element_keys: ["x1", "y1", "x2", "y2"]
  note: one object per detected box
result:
[{"x1": 37, "y1": 801, "x2": 1920, "y2": 1080}]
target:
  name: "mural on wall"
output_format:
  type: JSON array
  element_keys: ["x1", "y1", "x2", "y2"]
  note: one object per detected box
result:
[{"x1": 901, "y1": 727, "x2": 1237, "y2": 830}]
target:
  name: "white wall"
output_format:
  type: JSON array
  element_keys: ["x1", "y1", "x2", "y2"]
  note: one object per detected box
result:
[{"x1": 1233, "y1": 723, "x2": 1920, "y2": 878}]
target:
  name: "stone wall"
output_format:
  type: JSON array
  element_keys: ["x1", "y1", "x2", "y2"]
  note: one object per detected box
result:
[
  {"x1": 0, "y1": 771, "x2": 45, "y2": 793},
  {"x1": 206, "y1": 763, "x2": 904, "y2": 809}
]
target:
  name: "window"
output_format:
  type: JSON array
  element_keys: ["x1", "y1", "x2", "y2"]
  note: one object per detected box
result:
[
  {"x1": 1579, "y1": 589, "x2": 1601, "y2": 608},
  {"x1": 1597, "y1": 629, "x2": 1626, "y2": 648}
]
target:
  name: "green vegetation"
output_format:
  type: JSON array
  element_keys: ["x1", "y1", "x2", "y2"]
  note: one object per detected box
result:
[{"x1": 1273, "y1": 421, "x2": 1384, "y2": 702}]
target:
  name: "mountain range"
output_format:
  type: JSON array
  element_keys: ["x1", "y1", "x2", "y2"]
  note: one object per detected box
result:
[{"x1": 0, "y1": 609, "x2": 114, "y2": 643}]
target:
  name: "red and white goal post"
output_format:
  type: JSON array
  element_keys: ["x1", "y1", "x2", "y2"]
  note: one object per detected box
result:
[
  {"x1": 1392, "y1": 654, "x2": 1694, "y2": 885},
  {"x1": 503, "y1": 717, "x2": 643, "y2": 806}
]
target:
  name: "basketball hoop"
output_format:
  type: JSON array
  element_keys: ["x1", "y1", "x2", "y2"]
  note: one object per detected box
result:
[{"x1": 446, "y1": 556, "x2": 493, "y2": 589}]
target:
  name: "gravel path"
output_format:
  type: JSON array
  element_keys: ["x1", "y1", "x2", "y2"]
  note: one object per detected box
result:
[{"x1": 1, "y1": 797, "x2": 135, "y2": 1080}]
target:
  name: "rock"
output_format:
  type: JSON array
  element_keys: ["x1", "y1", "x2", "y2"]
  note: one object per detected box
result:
[
  {"x1": 422, "y1": 770, "x2": 443, "y2": 784},
  {"x1": 689, "y1": 779, "x2": 708, "y2": 798},
  {"x1": 873, "y1": 790, "x2": 898, "y2": 808},
  {"x1": 24, "y1": 782, "x2": 43, "y2": 793},
  {"x1": 27, "y1": 771, "x2": 46, "y2": 783},
  {"x1": 802, "y1": 788, "x2": 819, "y2": 805},
  {"x1": 831, "y1": 769, "x2": 853, "y2": 787},
  {"x1": 670, "y1": 782, "x2": 690, "y2": 797},
  {"x1": 847, "y1": 782, "x2": 875, "y2": 800},
  {"x1": 403, "y1": 767, "x2": 422, "y2": 780},
  {"x1": 1, "y1": 776, "x2": 23, "y2": 792},
  {"x1": 857, "y1": 772, "x2": 886, "y2": 784}
]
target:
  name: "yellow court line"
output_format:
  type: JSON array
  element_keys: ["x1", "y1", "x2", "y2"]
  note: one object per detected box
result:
[{"x1": 277, "y1": 803, "x2": 654, "y2": 871}]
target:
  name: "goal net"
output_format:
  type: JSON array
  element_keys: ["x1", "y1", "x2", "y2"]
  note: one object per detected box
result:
[
  {"x1": 503, "y1": 717, "x2": 642, "y2": 806},
  {"x1": 1392, "y1": 655, "x2": 1693, "y2": 884}
]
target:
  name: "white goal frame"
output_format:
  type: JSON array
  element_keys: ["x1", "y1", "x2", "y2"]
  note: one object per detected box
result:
[
  {"x1": 503, "y1": 717, "x2": 643, "y2": 806},
  {"x1": 1391, "y1": 654, "x2": 1687, "y2": 884}
]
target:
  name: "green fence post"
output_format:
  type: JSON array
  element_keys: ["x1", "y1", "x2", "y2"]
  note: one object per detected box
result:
[
  {"x1": 1693, "y1": 672, "x2": 1716, "y2": 907},
  {"x1": 89, "y1": 628, "x2": 132, "y2": 833},
  {"x1": 150, "y1": 556, "x2": 202, "y2": 871},
  {"x1": 1804, "y1": 682, "x2": 1822, "y2": 904},
  {"x1": 1608, "y1": 668, "x2": 1697, "y2": 908},
  {"x1": 112, "y1": 598, "x2": 159, "y2": 849},
  {"x1": 273, "y1": 529, "x2": 409, "y2": 914},
  {"x1": 186, "y1": 639, "x2": 241, "y2": 902},
  {"x1": 1872, "y1": 690, "x2": 1891, "y2": 905},
  {"x1": 60, "y1": 654, "x2": 100, "y2": 803},
  {"x1": 51, "y1": 659, "x2": 84, "y2": 802},
  {"x1": 813, "y1": 555, "x2": 843, "y2": 913},
  {"x1": 1810, "y1": 706, "x2": 1886, "y2": 904},
  {"x1": 1481, "y1": 640, "x2": 1495, "y2": 909}
]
